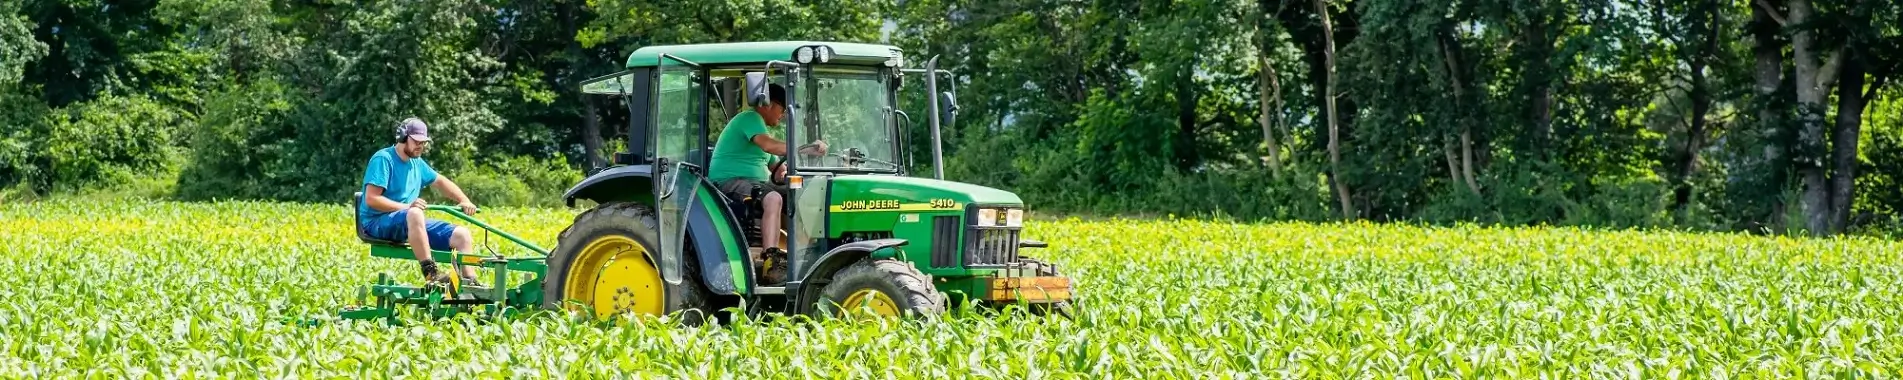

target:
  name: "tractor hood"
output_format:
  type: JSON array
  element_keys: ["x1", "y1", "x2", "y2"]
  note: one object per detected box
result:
[{"x1": 827, "y1": 175, "x2": 1022, "y2": 208}]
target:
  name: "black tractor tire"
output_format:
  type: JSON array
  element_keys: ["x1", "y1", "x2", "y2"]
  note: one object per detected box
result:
[
  {"x1": 542, "y1": 202, "x2": 715, "y2": 325},
  {"x1": 814, "y1": 259, "x2": 946, "y2": 318},
  {"x1": 1017, "y1": 258, "x2": 1076, "y2": 318}
]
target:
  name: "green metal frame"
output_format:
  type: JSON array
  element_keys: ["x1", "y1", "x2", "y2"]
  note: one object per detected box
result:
[
  {"x1": 337, "y1": 205, "x2": 550, "y2": 324},
  {"x1": 624, "y1": 41, "x2": 900, "y2": 69}
]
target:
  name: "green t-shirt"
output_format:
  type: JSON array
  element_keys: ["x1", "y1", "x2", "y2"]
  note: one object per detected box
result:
[{"x1": 707, "y1": 110, "x2": 772, "y2": 183}]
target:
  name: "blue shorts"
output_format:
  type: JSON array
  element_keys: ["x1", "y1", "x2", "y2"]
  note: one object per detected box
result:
[{"x1": 361, "y1": 209, "x2": 457, "y2": 250}]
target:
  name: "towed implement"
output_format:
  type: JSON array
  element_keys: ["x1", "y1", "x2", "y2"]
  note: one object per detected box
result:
[{"x1": 335, "y1": 41, "x2": 1075, "y2": 323}]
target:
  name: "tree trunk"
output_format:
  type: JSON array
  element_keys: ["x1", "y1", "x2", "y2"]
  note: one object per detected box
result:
[
  {"x1": 1788, "y1": 0, "x2": 1830, "y2": 235},
  {"x1": 1829, "y1": 54, "x2": 1866, "y2": 232},
  {"x1": 1523, "y1": 16, "x2": 1555, "y2": 157},
  {"x1": 1255, "y1": 22, "x2": 1283, "y2": 177},
  {"x1": 564, "y1": 0, "x2": 606, "y2": 171},
  {"x1": 1674, "y1": 0, "x2": 1720, "y2": 222},
  {"x1": 1315, "y1": 0, "x2": 1354, "y2": 219},
  {"x1": 1438, "y1": 31, "x2": 1480, "y2": 194},
  {"x1": 1461, "y1": 130, "x2": 1478, "y2": 192},
  {"x1": 581, "y1": 96, "x2": 605, "y2": 170},
  {"x1": 1676, "y1": 71, "x2": 1711, "y2": 221},
  {"x1": 1174, "y1": 67, "x2": 1200, "y2": 171},
  {"x1": 1258, "y1": 55, "x2": 1284, "y2": 177},
  {"x1": 1751, "y1": 2, "x2": 1786, "y2": 232}
]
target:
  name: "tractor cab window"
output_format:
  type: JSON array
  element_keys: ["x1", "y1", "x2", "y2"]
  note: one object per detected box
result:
[
  {"x1": 798, "y1": 67, "x2": 899, "y2": 173},
  {"x1": 704, "y1": 70, "x2": 788, "y2": 164}
]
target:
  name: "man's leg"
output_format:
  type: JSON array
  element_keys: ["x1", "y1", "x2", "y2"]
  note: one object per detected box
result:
[
  {"x1": 449, "y1": 226, "x2": 478, "y2": 279},
  {"x1": 401, "y1": 210, "x2": 451, "y2": 282},
  {"x1": 761, "y1": 190, "x2": 783, "y2": 249},
  {"x1": 404, "y1": 209, "x2": 432, "y2": 261},
  {"x1": 759, "y1": 189, "x2": 789, "y2": 284}
]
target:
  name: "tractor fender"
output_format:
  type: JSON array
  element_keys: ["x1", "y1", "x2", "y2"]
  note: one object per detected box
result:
[
  {"x1": 793, "y1": 238, "x2": 909, "y2": 312},
  {"x1": 562, "y1": 165, "x2": 654, "y2": 207},
  {"x1": 687, "y1": 192, "x2": 748, "y2": 296}
]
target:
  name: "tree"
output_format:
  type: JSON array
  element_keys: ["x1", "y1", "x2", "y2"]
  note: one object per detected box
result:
[
  {"x1": 1314, "y1": 0, "x2": 1353, "y2": 218},
  {"x1": 0, "y1": 1, "x2": 47, "y2": 85},
  {"x1": 1640, "y1": 0, "x2": 1728, "y2": 221}
]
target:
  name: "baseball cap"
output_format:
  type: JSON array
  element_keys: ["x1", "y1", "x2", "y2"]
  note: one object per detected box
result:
[{"x1": 397, "y1": 117, "x2": 431, "y2": 142}]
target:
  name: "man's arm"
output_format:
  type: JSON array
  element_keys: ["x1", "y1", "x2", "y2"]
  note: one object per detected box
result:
[
  {"x1": 752, "y1": 135, "x2": 827, "y2": 157},
  {"x1": 430, "y1": 177, "x2": 473, "y2": 205},
  {"x1": 364, "y1": 185, "x2": 414, "y2": 213},
  {"x1": 752, "y1": 134, "x2": 789, "y2": 156},
  {"x1": 430, "y1": 177, "x2": 475, "y2": 209}
]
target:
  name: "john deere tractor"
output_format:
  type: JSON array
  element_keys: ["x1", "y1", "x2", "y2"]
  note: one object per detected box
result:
[{"x1": 336, "y1": 41, "x2": 1072, "y2": 323}]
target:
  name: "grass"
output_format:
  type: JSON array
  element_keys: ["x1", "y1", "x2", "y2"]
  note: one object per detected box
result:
[{"x1": 1, "y1": 200, "x2": 1900, "y2": 378}]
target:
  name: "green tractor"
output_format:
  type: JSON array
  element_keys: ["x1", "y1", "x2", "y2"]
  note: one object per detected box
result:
[{"x1": 337, "y1": 41, "x2": 1073, "y2": 323}]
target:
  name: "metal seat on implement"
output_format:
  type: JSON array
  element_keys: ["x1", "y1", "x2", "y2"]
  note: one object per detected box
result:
[{"x1": 352, "y1": 192, "x2": 408, "y2": 247}]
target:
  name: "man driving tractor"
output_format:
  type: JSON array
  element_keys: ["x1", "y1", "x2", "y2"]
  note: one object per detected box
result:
[
  {"x1": 708, "y1": 83, "x2": 825, "y2": 285},
  {"x1": 357, "y1": 117, "x2": 484, "y2": 286}
]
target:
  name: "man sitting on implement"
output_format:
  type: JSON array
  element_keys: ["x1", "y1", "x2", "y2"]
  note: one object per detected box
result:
[
  {"x1": 707, "y1": 83, "x2": 825, "y2": 284},
  {"x1": 357, "y1": 117, "x2": 484, "y2": 285}
]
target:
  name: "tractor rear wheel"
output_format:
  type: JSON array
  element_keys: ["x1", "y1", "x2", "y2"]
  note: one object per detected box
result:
[
  {"x1": 815, "y1": 259, "x2": 945, "y2": 319},
  {"x1": 542, "y1": 202, "x2": 714, "y2": 324}
]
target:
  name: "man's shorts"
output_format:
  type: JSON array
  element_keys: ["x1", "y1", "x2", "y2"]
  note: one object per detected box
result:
[
  {"x1": 360, "y1": 209, "x2": 456, "y2": 250},
  {"x1": 718, "y1": 178, "x2": 785, "y2": 202}
]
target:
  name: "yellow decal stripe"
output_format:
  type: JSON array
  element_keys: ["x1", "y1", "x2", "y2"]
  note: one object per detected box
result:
[{"x1": 828, "y1": 203, "x2": 963, "y2": 212}]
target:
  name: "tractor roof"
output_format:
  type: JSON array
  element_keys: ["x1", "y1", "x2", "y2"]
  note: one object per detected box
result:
[{"x1": 624, "y1": 41, "x2": 903, "y2": 68}]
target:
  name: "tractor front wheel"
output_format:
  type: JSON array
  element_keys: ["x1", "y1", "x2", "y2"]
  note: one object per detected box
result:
[
  {"x1": 815, "y1": 259, "x2": 945, "y2": 319},
  {"x1": 542, "y1": 202, "x2": 714, "y2": 324}
]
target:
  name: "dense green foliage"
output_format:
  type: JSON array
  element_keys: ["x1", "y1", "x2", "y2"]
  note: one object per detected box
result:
[
  {"x1": 1, "y1": 0, "x2": 1899, "y2": 235},
  {"x1": 892, "y1": 0, "x2": 1902, "y2": 235},
  {"x1": 4, "y1": 200, "x2": 1902, "y2": 376}
]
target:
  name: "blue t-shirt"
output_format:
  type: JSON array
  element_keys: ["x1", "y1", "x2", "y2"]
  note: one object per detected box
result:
[{"x1": 358, "y1": 146, "x2": 438, "y2": 223}]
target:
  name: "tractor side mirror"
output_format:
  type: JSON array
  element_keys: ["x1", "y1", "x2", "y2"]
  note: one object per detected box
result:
[
  {"x1": 746, "y1": 72, "x2": 768, "y2": 107},
  {"x1": 937, "y1": 92, "x2": 958, "y2": 129}
]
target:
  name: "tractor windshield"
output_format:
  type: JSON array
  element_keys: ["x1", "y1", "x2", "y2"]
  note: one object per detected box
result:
[{"x1": 800, "y1": 67, "x2": 900, "y2": 172}]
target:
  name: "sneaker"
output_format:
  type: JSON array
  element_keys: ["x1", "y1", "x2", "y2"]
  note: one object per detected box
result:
[
  {"x1": 760, "y1": 247, "x2": 790, "y2": 284},
  {"x1": 420, "y1": 261, "x2": 453, "y2": 284}
]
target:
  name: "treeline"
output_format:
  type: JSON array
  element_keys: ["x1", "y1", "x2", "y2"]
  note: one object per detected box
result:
[{"x1": 1, "y1": 0, "x2": 1899, "y2": 235}]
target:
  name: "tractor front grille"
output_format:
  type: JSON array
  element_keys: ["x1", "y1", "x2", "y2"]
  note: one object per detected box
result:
[
  {"x1": 964, "y1": 227, "x2": 1020, "y2": 267},
  {"x1": 930, "y1": 216, "x2": 961, "y2": 268}
]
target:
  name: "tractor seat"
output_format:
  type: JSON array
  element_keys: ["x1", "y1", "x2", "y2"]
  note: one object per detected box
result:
[{"x1": 352, "y1": 192, "x2": 408, "y2": 247}]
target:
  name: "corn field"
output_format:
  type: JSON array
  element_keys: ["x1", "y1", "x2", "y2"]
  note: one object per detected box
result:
[{"x1": 2, "y1": 200, "x2": 1901, "y2": 378}]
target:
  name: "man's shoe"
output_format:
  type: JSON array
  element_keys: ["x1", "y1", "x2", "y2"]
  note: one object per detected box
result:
[
  {"x1": 461, "y1": 274, "x2": 485, "y2": 288},
  {"x1": 760, "y1": 247, "x2": 790, "y2": 285},
  {"x1": 421, "y1": 261, "x2": 453, "y2": 284}
]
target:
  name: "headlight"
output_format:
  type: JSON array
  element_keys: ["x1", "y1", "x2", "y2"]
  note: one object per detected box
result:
[
  {"x1": 817, "y1": 46, "x2": 834, "y2": 63},
  {"x1": 795, "y1": 47, "x2": 815, "y2": 64},
  {"x1": 1006, "y1": 209, "x2": 1024, "y2": 227},
  {"x1": 976, "y1": 209, "x2": 997, "y2": 227}
]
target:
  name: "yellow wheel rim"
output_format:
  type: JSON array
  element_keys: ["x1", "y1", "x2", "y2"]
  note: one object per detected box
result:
[
  {"x1": 564, "y1": 235, "x2": 664, "y2": 319},
  {"x1": 840, "y1": 289, "x2": 901, "y2": 317}
]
